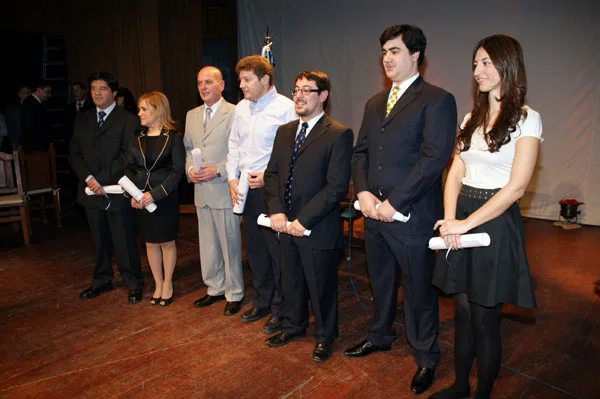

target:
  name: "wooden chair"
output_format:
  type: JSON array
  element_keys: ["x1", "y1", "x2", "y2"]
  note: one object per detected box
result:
[
  {"x1": 18, "y1": 144, "x2": 62, "y2": 228},
  {"x1": 0, "y1": 151, "x2": 31, "y2": 244}
]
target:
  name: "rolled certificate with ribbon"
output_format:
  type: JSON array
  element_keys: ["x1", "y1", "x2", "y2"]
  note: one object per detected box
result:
[
  {"x1": 428, "y1": 233, "x2": 491, "y2": 250},
  {"x1": 353, "y1": 200, "x2": 410, "y2": 222},
  {"x1": 257, "y1": 214, "x2": 311, "y2": 236},
  {"x1": 191, "y1": 148, "x2": 203, "y2": 171},
  {"x1": 85, "y1": 185, "x2": 124, "y2": 196},
  {"x1": 233, "y1": 170, "x2": 250, "y2": 214},
  {"x1": 117, "y1": 176, "x2": 157, "y2": 213}
]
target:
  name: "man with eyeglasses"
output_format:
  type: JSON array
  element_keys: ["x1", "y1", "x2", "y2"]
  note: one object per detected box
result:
[
  {"x1": 226, "y1": 55, "x2": 296, "y2": 332},
  {"x1": 263, "y1": 70, "x2": 353, "y2": 362}
]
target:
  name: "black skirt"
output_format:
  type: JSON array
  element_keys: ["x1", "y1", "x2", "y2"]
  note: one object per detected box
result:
[
  {"x1": 135, "y1": 189, "x2": 179, "y2": 243},
  {"x1": 432, "y1": 185, "x2": 537, "y2": 308}
]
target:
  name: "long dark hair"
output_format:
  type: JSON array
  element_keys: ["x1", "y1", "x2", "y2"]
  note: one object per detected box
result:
[{"x1": 457, "y1": 34, "x2": 527, "y2": 153}]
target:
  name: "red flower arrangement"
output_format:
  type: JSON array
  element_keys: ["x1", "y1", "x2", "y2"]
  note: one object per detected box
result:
[{"x1": 559, "y1": 198, "x2": 584, "y2": 205}]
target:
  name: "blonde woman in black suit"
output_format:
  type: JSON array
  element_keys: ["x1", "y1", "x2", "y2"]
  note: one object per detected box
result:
[{"x1": 125, "y1": 91, "x2": 185, "y2": 306}]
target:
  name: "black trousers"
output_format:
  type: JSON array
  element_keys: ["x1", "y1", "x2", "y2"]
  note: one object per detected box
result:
[
  {"x1": 280, "y1": 234, "x2": 339, "y2": 344},
  {"x1": 365, "y1": 225, "x2": 440, "y2": 368},
  {"x1": 243, "y1": 187, "x2": 282, "y2": 316},
  {"x1": 85, "y1": 206, "x2": 143, "y2": 290}
]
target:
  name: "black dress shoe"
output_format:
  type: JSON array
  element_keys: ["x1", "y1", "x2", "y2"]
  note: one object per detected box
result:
[
  {"x1": 411, "y1": 367, "x2": 436, "y2": 395},
  {"x1": 193, "y1": 294, "x2": 225, "y2": 307},
  {"x1": 128, "y1": 289, "x2": 143, "y2": 304},
  {"x1": 240, "y1": 307, "x2": 271, "y2": 323},
  {"x1": 312, "y1": 343, "x2": 332, "y2": 362},
  {"x1": 265, "y1": 331, "x2": 306, "y2": 347},
  {"x1": 79, "y1": 283, "x2": 113, "y2": 300},
  {"x1": 262, "y1": 315, "x2": 282, "y2": 334},
  {"x1": 224, "y1": 301, "x2": 242, "y2": 316},
  {"x1": 344, "y1": 339, "x2": 391, "y2": 357}
]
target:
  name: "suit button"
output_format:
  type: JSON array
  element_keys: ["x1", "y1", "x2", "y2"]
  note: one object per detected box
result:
[
  {"x1": 380, "y1": 128, "x2": 385, "y2": 133},
  {"x1": 377, "y1": 165, "x2": 382, "y2": 171},
  {"x1": 378, "y1": 146, "x2": 383, "y2": 151}
]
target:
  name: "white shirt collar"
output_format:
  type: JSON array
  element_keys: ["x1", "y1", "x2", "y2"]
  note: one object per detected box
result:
[
  {"x1": 393, "y1": 72, "x2": 420, "y2": 92},
  {"x1": 205, "y1": 97, "x2": 223, "y2": 116},
  {"x1": 97, "y1": 102, "x2": 117, "y2": 120},
  {"x1": 31, "y1": 94, "x2": 42, "y2": 104},
  {"x1": 297, "y1": 111, "x2": 325, "y2": 138}
]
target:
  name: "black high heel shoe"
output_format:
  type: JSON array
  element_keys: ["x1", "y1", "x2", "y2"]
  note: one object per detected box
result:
[
  {"x1": 159, "y1": 296, "x2": 173, "y2": 306},
  {"x1": 150, "y1": 297, "x2": 161, "y2": 305}
]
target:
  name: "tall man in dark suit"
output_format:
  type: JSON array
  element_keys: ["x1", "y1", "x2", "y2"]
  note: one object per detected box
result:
[
  {"x1": 264, "y1": 71, "x2": 353, "y2": 362},
  {"x1": 345, "y1": 25, "x2": 457, "y2": 394},
  {"x1": 69, "y1": 72, "x2": 144, "y2": 304},
  {"x1": 19, "y1": 81, "x2": 52, "y2": 152}
]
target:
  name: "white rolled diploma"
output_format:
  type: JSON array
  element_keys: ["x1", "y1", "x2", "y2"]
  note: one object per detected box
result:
[
  {"x1": 191, "y1": 148, "x2": 203, "y2": 171},
  {"x1": 428, "y1": 233, "x2": 491, "y2": 250},
  {"x1": 353, "y1": 200, "x2": 410, "y2": 222},
  {"x1": 117, "y1": 175, "x2": 157, "y2": 213},
  {"x1": 232, "y1": 170, "x2": 250, "y2": 214},
  {"x1": 85, "y1": 185, "x2": 124, "y2": 196},
  {"x1": 257, "y1": 214, "x2": 311, "y2": 236}
]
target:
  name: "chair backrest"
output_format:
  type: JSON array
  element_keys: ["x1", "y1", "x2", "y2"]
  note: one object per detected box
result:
[
  {"x1": 0, "y1": 151, "x2": 24, "y2": 195},
  {"x1": 18, "y1": 144, "x2": 57, "y2": 192}
]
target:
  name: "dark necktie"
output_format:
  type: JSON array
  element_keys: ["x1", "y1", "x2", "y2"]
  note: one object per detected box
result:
[
  {"x1": 284, "y1": 122, "x2": 308, "y2": 211},
  {"x1": 98, "y1": 111, "x2": 106, "y2": 127}
]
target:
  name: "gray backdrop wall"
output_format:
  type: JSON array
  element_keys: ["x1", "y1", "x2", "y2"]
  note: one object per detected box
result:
[{"x1": 237, "y1": 0, "x2": 600, "y2": 225}]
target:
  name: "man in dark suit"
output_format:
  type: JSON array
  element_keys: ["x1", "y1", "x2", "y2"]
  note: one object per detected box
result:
[
  {"x1": 264, "y1": 70, "x2": 353, "y2": 362},
  {"x1": 19, "y1": 81, "x2": 52, "y2": 152},
  {"x1": 345, "y1": 25, "x2": 457, "y2": 394},
  {"x1": 69, "y1": 72, "x2": 143, "y2": 304},
  {"x1": 65, "y1": 81, "x2": 94, "y2": 138},
  {"x1": 5, "y1": 85, "x2": 31, "y2": 150}
]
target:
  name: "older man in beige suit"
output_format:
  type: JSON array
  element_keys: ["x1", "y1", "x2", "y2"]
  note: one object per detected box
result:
[{"x1": 184, "y1": 66, "x2": 243, "y2": 316}]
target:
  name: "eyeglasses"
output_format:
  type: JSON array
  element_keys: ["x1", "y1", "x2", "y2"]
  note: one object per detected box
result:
[{"x1": 291, "y1": 87, "x2": 319, "y2": 96}]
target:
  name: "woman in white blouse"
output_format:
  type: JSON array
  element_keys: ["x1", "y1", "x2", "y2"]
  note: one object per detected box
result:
[{"x1": 430, "y1": 35, "x2": 542, "y2": 399}]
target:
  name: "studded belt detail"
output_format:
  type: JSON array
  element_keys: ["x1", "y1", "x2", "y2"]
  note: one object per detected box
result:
[{"x1": 459, "y1": 185, "x2": 500, "y2": 200}]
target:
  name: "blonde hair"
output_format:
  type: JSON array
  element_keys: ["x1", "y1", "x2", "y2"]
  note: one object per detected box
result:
[{"x1": 138, "y1": 91, "x2": 176, "y2": 131}]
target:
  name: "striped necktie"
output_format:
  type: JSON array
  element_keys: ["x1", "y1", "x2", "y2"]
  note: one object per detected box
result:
[
  {"x1": 386, "y1": 85, "x2": 400, "y2": 117},
  {"x1": 204, "y1": 107, "x2": 212, "y2": 129},
  {"x1": 98, "y1": 111, "x2": 106, "y2": 127},
  {"x1": 284, "y1": 122, "x2": 309, "y2": 211}
]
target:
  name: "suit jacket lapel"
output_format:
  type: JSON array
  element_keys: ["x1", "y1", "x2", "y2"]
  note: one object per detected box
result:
[
  {"x1": 297, "y1": 115, "x2": 329, "y2": 157},
  {"x1": 383, "y1": 77, "x2": 423, "y2": 126},
  {"x1": 95, "y1": 106, "x2": 119, "y2": 136},
  {"x1": 282, "y1": 120, "x2": 299, "y2": 171},
  {"x1": 203, "y1": 103, "x2": 227, "y2": 140}
]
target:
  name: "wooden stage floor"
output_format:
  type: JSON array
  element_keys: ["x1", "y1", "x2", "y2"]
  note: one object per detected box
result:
[{"x1": 1, "y1": 212, "x2": 599, "y2": 398}]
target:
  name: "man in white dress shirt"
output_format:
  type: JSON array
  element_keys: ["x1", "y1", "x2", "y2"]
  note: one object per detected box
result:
[{"x1": 226, "y1": 55, "x2": 296, "y2": 332}]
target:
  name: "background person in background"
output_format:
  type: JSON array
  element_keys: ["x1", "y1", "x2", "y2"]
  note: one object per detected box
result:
[
  {"x1": 19, "y1": 81, "x2": 52, "y2": 152},
  {"x1": 65, "y1": 81, "x2": 94, "y2": 138},
  {"x1": 124, "y1": 91, "x2": 185, "y2": 307},
  {"x1": 116, "y1": 87, "x2": 138, "y2": 115},
  {"x1": 5, "y1": 85, "x2": 31, "y2": 151}
]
